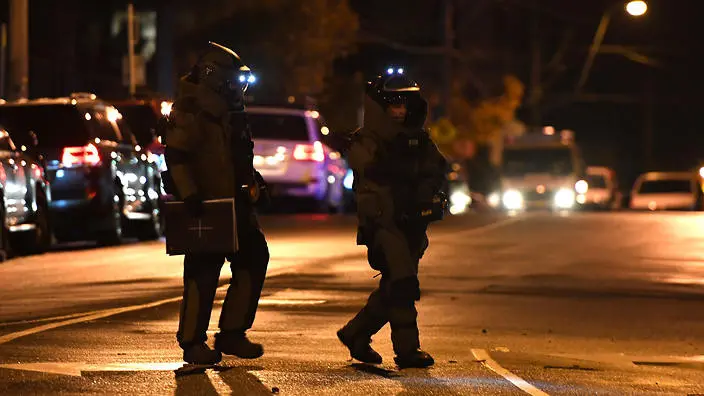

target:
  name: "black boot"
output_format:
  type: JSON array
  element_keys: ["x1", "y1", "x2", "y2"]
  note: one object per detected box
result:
[
  {"x1": 337, "y1": 329, "x2": 383, "y2": 364},
  {"x1": 183, "y1": 343, "x2": 223, "y2": 365},
  {"x1": 394, "y1": 349, "x2": 434, "y2": 369},
  {"x1": 214, "y1": 331, "x2": 264, "y2": 359}
]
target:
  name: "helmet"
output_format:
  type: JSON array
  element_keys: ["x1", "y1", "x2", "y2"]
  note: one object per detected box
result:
[
  {"x1": 366, "y1": 70, "x2": 427, "y2": 127},
  {"x1": 192, "y1": 42, "x2": 255, "y2": 108}
]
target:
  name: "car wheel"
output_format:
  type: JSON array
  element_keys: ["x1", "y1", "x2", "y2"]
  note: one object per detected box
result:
[
  {"x1": 96, "y1": 188, "x2": 125, "y2": 246},
  {"x1": 11, "y1": 187, "x2": 51, "y2": 255}
]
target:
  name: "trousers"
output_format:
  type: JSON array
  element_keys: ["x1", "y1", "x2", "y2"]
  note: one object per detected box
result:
[
  {"x1": 342, "y1": 225, "x2": 428, "y2": 355},
  {"x1": 176, "y1": 221, "x2": 269, "y2": 349}
]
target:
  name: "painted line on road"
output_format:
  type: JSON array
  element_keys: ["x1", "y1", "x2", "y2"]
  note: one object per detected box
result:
[
  {"x1": 0, "y1": 311, "x2": 98, "y2": 327},
  {"x1": 0, "y1": 262, "x2": 315, "y2": 345},
  {"x1": 471, "y1": 348, "x2": 549, "y2": 396},
  {"x1": 455, "y1": 215, "x2": 527, "y2": 237}
]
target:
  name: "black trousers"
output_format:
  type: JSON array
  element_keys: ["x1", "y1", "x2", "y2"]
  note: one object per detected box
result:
[
  {"x1": 341, "y1": 225, "x2": 428, "y2": 356},
  {"x1": 176, "y1": 221, "x2": 269, "y2": 349}
]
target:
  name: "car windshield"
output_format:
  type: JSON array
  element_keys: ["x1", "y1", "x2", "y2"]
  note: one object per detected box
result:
[
  {"x1": 502, "y1": 147, "x2": 574, "y2": 176},
  {"x1": 586, "y1": 174, "x2": 607, "y2": 188},
  {"x1": 638, "y1": 179, "x2": 692, "y2": 194},
  {"x1": 115, "y1": 104, "x2": 158, "y2": 146},
  {"x1": 0, "y1": 104, "x2": 90, "y2": 148},
  {"x1": 249, "y1": 113, "x2": 309, "y2": 141}
]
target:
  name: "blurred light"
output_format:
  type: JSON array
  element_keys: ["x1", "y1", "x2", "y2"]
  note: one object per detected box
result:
[
  {"x1": 397, "y1": 68, "x2": 404, "y2": 74},
  {"x1": 276, "y1": 146, "x2": 287, "y2": 154},
  {"x1": 239, "y1": 75, "x2": 246, "y2": 83},
  {"x1": 543, "y1": 126, "x2": 555, "y2": 136},
  {"x1": 306, "y1": 110, "x2": 320, "y2": 119},
  {"x1": 577, "y1": 194, "x2": 586, "y2": 204},
  {"x1": 329, "y1": 152, "x2": 341, "y2": 160},
  {"x1": 139, "y1": 176, "x2": 147, "y2": 184},
  {"x1": 71, "y1": 99, "x2": 77, "y2": 105},
  {"x1": 648, "y1": 201, "x2": 657, "y2": 211},
  {"x1": 321, "y1": 126, "x2": 330, "y2": 136},
  {"x1": 160, "y1": 101, "x2": 173, "y2": 116},
  {"x1": 85, "y1": 113, "x2": 92, "y2": 121},
  {"x1": 387, "y1": 68, "x2": 394, "y2": 75},
  {"x1": 135, "y1": 145, "x2": 141, "y2": 152},
  {"x1": 449, "y1": 205, "x2": 466, "y2": 215},
  {"x1": 56, "y1": 169, "x2": 65, "y2": 178},
  {"x1": 575, "y1": 180, "x2": 589, "y2": 194},
  {"x1": 626, "y1": 0, "x2": 647, "y2": 16},
  {"x1": 488, "y1": 193, "x2": 500, "y2": 208},
  {"x1": 503, "y1": 190, "x2": 523, "y2": 210},
  {"x1": 111, "y1": 152, "x2": 118, "y2": 159},
  {"x1": 327, "y1": 175, "x2": 336, "y2": 184},
  {"x1": 253, "y1": 155, "x2": 265, "y2": 166},
  {"x1": 448, "y1": 171, "x2": 458, "y2": 181},
  {"x1": 247, "y1": 74, "x2": 256, "y2": 84},
  {"x1": 536, "y1": 184, "x2": 546, "y2": 194},
  {"x1": 106, "y1": 107, "x2": 122, "y2": 122},
  {"x1": 157, "y1": 136, "x2": 163, "y2": 144},
  {"x1": 554, "y1": 188, "x2": 575, "y2": 209},
  {"x1": 699, "y1": 166, "x2": 704, "y2": 178},
  {"x1": 450, "y1": 191, "x2": 471, "y2": 208},
  {"x1": 343, "y1": 169, "x2": 354, "y2": 190},
  {"x1": 95, "y1": 138, "x2": 101, "y2": 144},
  {"x1": 20, "y1": 145, "x2": 26, "y2": 151}
]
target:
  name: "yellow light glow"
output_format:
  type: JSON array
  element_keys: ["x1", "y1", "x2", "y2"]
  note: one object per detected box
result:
[
  {"x1": 321, "y1": 126, "x2": 330, "y2": 136},
  {"x1": 699, "y1": 167, "x2": 704, "y2": 178},
  {"x1": 626, "y1": 0, "x2": 647, "y2": 16}
]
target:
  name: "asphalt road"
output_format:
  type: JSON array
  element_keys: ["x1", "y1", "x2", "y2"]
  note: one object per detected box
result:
[{"x1": 0, "y1": 212, "x2": 703, "y2": 395}]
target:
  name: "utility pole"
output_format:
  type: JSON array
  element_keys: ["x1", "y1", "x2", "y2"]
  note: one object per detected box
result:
[
  {"x1": 529, "y1": 0, "x2": 542, "y2": 130},
  {"x1": 440, "y1": 0, "x2": 454, "y2": 118},
  {"x1": 643, "y1": 70, "x2": 654, "y2": 170},
  {"x1": 127, "y1": 3, "x2": 137, "y2": 97},
  {"x1": 9, "y1": 0, "x2": 29, "y2": 100}
]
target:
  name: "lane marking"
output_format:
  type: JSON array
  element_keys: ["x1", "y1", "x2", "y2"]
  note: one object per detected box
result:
[
  {"x1": 472, "y1": 348, "x2": 549, "y2": 396},
  {"x1": 0, "y1": 311, "x2": 97, "y2": 327},
  {"x1": 0, "y1": 262, "x2": 321, "y2": 345},
  {"x1": 453, "y1": 215, "x2": 527, "y2": 237},
  {"x1": 0, "y1": 361, "x2": 187, "y2": 377}
]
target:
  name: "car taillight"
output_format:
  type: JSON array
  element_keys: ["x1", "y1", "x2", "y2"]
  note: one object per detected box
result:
[
  {"x1": 62, "y1": 143, "x2": 101, "y2": 167},
  {"x1": 293, "y1": 141, "x2": 324, "y2": 162}
]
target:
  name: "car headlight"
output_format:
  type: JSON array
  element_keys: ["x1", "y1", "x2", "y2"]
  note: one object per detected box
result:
[
  {"x1": 487, "y1": 192, "x2": 500, "y2": 208},
  {"x1": 449, "y1": 191, "x2": 471, "y2": 215},
  {"x1": 502, "y1": 190, "x2": 523, "y2": 210},
  {"x1": 554, "y1": 188, "x2": 575, "y2": 209},
  {"x1": 575, "y1": 179, "x2": 589, "y2": 194}
]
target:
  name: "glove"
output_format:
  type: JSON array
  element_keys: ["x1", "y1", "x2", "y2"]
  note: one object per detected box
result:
[{"x1": 183, "y1": 194, "x2": 204, "y2": 217}]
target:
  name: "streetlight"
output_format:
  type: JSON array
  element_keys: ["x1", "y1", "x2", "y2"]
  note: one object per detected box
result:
[
  {"x1": 575, "y1": 1, "x2": 648, "y2": 93},
  {"x1": 626, "y1": 0, "x2": 648, "y2": 17}
]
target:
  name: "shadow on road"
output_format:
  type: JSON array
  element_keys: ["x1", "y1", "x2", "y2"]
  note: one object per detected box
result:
[{"x1": 174, "y1": 364, "x2": 270, "y2": 395}]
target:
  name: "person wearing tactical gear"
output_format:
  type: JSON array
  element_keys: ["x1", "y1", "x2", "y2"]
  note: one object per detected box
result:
[
  {"x1": 164, "y1": 42, "x2": 270, "y2": 365},
  {"x1": 337, "y1": 70, "x2": 448, "y2": 369}
]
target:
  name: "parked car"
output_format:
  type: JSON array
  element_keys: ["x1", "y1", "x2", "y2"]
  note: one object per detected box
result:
[
  {"x1": 630, "y1": 171, "x2": 700, "y2": 211},
  {"x1": 583, "y1": 166, "x2": 622, "y2": 210},
  {"x1": 247, "y1": 106, "x2": 348, "y2": 212},
  {"x1": 0, "y1": 127, "x2": 51, "y2": 261},
  {"x1": 0, "y1": 94, "x2": 163, "y2": 245}
]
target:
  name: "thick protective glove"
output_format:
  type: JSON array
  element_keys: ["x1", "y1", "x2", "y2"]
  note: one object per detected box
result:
[{"x1": 183, "y1": 194, "x2": 205, "y2": 217}]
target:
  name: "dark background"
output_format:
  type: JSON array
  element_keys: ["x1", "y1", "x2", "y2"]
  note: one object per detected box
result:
[{"x1": 1, "y1": 0, "x2": 702, "y2": 187}]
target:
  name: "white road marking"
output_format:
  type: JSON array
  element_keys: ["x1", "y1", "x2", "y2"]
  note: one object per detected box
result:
[
  {"x1": 0, "y1": 361, "x2": 186, "y2": 377},
  {"x1": 0, "y1": 296, "x2": 182, "y2": 345},
  {"x1": 472, "y1": 348, "x2": 549, "y2": 396}
]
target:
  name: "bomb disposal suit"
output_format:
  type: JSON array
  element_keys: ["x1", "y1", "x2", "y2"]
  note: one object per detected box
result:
[
  {"x1": 337, "y1": 72, "x2": 447, "y2": 369},
  {"x1": 164, "y1": 42, "x2": 269, "y2": 365}
]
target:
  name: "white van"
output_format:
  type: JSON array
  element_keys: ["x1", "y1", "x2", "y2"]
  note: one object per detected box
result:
[{"x1": 630, "y1": 172, "x2": 699, "y2": 211}]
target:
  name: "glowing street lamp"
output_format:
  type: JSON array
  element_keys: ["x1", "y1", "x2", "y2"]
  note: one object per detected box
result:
[{"x1": 626, "y1": 0, "x2": 648, "y2": 17}]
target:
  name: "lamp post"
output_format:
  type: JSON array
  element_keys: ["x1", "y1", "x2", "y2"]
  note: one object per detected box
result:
[{"x1": 575, "y1": 1, "x2": 648, "y2": 93}]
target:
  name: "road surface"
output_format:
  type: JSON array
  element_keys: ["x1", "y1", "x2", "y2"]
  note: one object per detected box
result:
[{"x1": 0, "y1": 212, "x2": 703, "y2": 395}]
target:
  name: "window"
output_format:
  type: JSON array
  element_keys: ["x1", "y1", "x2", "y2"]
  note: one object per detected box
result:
[
  {"x1": 115, "y1": 104, "x2": 158, "y2": 146},
  {"x1": 0, "y1": 105, "x2": 90, "y2": 148},
  {"x1": 248, "y1": 114, "x2": 309, "y2": 141},
  {"x1": 586, "y1": 174, "x2": 607, "y2": 189},
  {"x1": 116, "y1": 119, "x2": 138, "y2": 146},
  {"x1": 502, "y1": 147, "x2": 574, "y2": 177},
  {"x1": 639, "y1": 179, "x2": 693, "y2": 194},
  {"x1": 87, "y1": 111, "x2": 121, "y2": 142}
]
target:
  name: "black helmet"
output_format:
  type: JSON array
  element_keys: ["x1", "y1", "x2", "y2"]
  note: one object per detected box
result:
[
  {"x1": 192, "y1": 42, "x2": 255, "y2": 107},
  {"x1": 367, "y1": 70, "x2": 427, "y2": 127}
]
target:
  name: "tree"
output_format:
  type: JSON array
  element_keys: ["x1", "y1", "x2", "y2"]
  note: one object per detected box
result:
[{"x1": 172, "y1": 0, "x2": 358, "y2": 98}]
